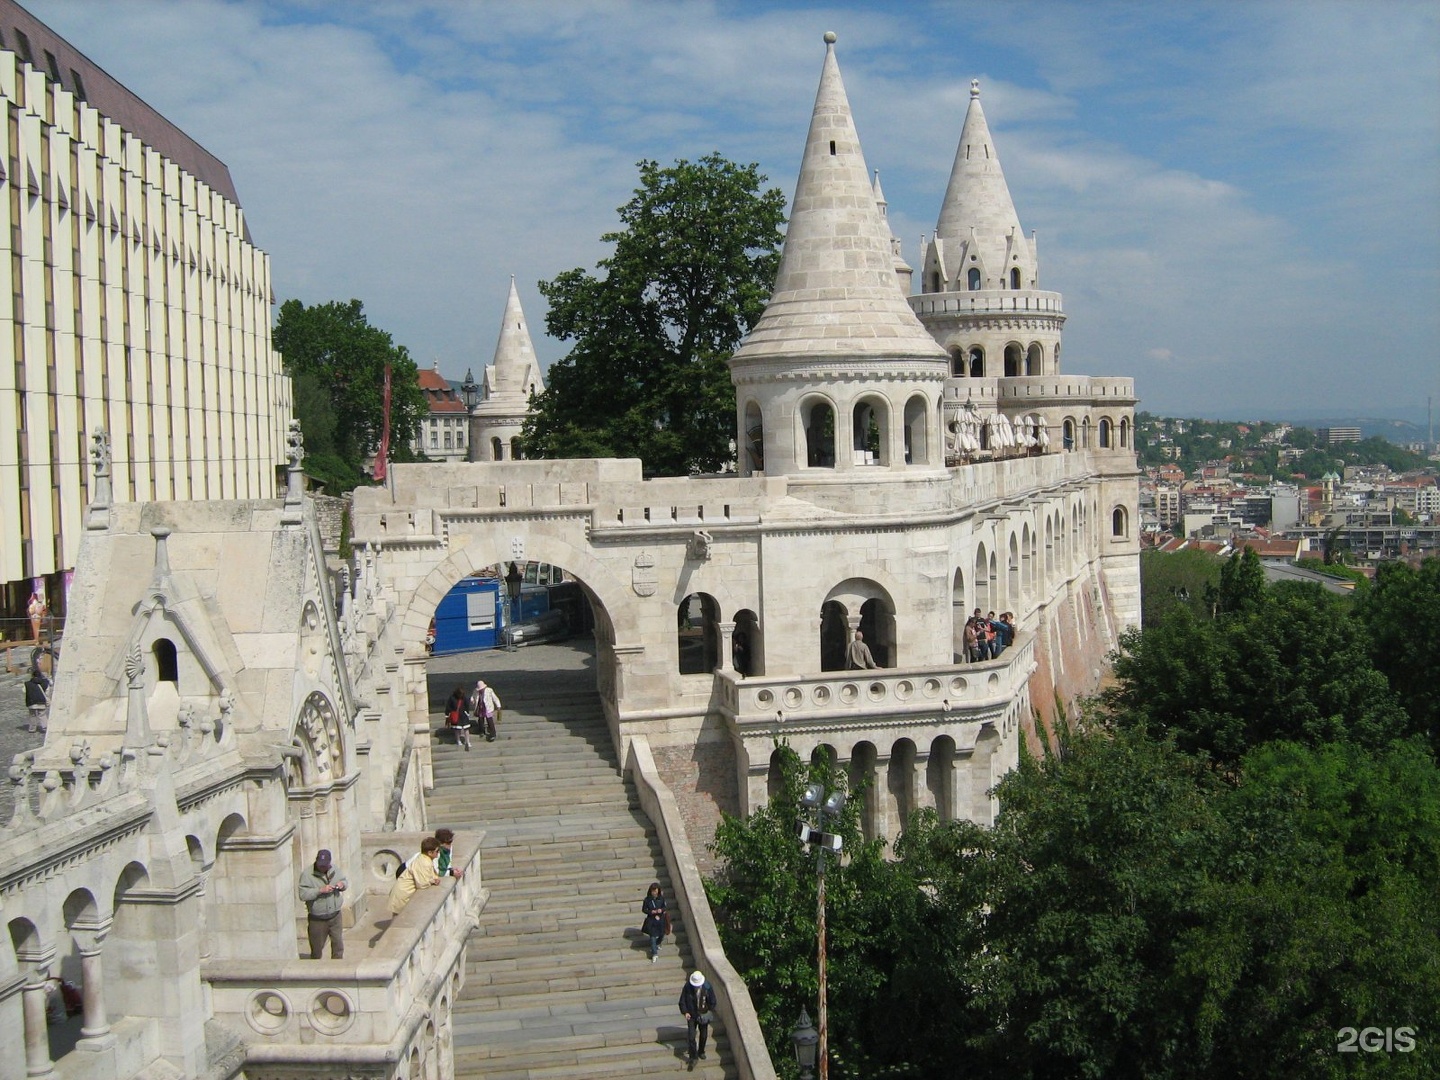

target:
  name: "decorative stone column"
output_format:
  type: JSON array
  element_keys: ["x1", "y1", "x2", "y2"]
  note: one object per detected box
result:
[
  {"x1": 72, "y1": 918, "x2": 115, "y2": 1049},
  {"x1": 16, "y1": 943, "x2": 56, "y2": 1079},
  {"x1": 717, "y1": 621, "x2": 736, "y2": 673}
]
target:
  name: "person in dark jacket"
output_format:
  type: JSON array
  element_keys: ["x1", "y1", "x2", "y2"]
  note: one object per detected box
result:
[
  {"x1": 641, "y1": 881, "x2": 668, "y2": 962},
  {"x1": 679, "y1": 970, "x2": 717, "y2": 1062},
  {"x1": 445, "y1": 685, "x2": 471, "y2": 750},
  {"x1": 24, "y1": 669, "x2": 50, "y2": 733}
]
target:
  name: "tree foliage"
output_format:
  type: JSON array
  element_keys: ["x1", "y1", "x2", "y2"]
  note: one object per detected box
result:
[
  {"x1": 1354, "y1": 558, "x2": 1440, "y2": 754},
  {"x1": 522, "y1": 155, "x2": 786, "y2": 476},
  {"x1": 1139, "y1": 547, "x2": 1223, "y2": 628},
  {"x1": 273, "y1": 298, "x2": 427, "y2": 490}
]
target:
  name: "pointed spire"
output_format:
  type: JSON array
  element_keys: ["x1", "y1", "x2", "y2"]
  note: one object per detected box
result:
[
  {"x1": 732, "y1": 33, "x2": 945, "y2": 366},
  {"x1": 486, "y1": 276, "x2": 542, "y2": 398},
  {"x1": 933, "y1": 80, "x2": 1028, "y2": 274}
]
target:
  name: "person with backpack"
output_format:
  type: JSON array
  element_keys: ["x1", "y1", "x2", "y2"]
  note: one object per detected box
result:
[
  {"x1": 445, "y1": 685, "x2": 471, "y2": 750},
  {"x1": 471, "y1": 679, "x2": 502, "y2": 743},
  {"x1": 24, "y1": 667, "x2": 50, "y2": 733},
  {"x1": 679, "y1": 970, "x2": 717, "y2": 1063},
  {"x1": 388, "y1": 836, "x2": 441, "y2": 916}
]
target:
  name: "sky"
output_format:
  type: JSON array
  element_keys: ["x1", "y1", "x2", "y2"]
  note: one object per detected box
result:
[{"x1": 25, "y1": 0, "x2": 1440, "y2": 423}]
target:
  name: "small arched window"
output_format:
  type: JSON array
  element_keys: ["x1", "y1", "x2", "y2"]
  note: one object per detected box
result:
[
  {"x1": 1119, "y1": 417, "x2": 1130, "y2": 448},
  {"x1": 951, "y1": 350, "x2": 967, "y2": 378},
  {"x1": 967, "y1": 268, "x2": 982, "y2": 291},
  {"x1": 491, "y1": 436, "x2": 503, "y2": 460},
  {"x1": 1099, "y1": 418, "x2": 1113, "y2": 449},
  {"x1": 1062, "y1": 418, "x2": 1075, "y2": 451},
  {"x1": 1010, "y1": 267, "x2": 1021, "y2": 289},
  {"x1": 969, "y1": 346, "x2": 985, "y2": 378},
  {"x1": 1112, "y1": 506, "x2": 1128, "y2": 538},
  {"x1": 153, "y1": 639, "x2": 178, "y2": 684}
]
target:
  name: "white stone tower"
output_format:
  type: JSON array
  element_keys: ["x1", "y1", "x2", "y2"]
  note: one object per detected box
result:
[
  {"x1": 729, "y1": 33, "x2": 950, "y2": 497},
  {"x1": 914, "y1": 80, "x2": 1066, "y2": 380},
  {"x1": 471, "y1": 277, "x2": 545, "y2": 461}
]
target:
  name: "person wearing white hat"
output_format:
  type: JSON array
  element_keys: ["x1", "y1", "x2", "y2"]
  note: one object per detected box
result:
[
  {"x1": 470, "y1": 679, "x2": 502, "y2": 742},
  {"x1": 678, "y1": 969, "x2": 716, "y2": 1062}
]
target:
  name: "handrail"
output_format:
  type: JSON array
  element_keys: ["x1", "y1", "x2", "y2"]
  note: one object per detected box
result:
[{"x1": 625, "y1": 736, "x2": 778, "y2": 1080}]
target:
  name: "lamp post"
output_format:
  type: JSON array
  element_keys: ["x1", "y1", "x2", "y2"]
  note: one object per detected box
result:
[
  {"x1": 799, "y1": 781, "x2": 845, "y2": 1080},
  {"x1": 791, "y1": 1007, "x2": 818, "y2": 1080},
  {"x1": 460, "y1": 368, "x2": 479, "y2": 462}
]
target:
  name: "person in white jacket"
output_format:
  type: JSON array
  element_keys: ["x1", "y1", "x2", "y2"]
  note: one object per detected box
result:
[{"x1": 471, "y1": 679, "x2": 502, "y2": 742}]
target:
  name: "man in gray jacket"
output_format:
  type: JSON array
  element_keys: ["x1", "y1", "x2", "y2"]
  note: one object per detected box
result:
[{"x1": 298, "y1": 849, "x2": 348, "y2": 959}]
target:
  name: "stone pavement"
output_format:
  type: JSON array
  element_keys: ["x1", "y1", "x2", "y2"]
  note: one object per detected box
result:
[{"x1": 0, "y1": 663, "x2": 51, "y2": 822}]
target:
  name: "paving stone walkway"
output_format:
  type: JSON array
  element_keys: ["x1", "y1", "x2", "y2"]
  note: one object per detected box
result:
[{"x1": 427, "y1": 642, "x2": 737, "y2": 1078}]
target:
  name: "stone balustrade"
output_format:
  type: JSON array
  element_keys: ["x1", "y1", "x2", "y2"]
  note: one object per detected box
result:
[
  {"x1": 911, "y1": 289, "x2": 1065, "y2": 316},
  {"x1": 204, "y1": 831, "x2": 486, "y2": 1072},
  {"x1": 718, "y1": 632, "x2": 1035, "y2": 729}
]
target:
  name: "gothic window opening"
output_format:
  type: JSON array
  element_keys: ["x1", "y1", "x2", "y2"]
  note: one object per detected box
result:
[
  {"x1": 1010, "y1": 267, "x2": 1021, "y2": 289},
  {"x1": 1026, "y1": 343, "x2": 1043, "y2": 376},
  {"x1": 677, "y1": 593, "x2": 719, "y2": 675},
  {"x1": 852, "y1": 399, "x2": 887, "y2": 466},
  {"x1": 967, "y1": 267, "x2": 981, "y2": 291},
  {"x1": 803, "y1": 399, "x2": 836, "y2": 469},
  {"x1": 1062, "y1": 417, "x2": 1075, "y2": 451},
  {"x1": 1099, "y1": 418, "x2": 1113, "y2": 448},
  {"x1": 153, "y1": 638, "x2": 178, "y2": 684},
  {"x1": 490, "y1": 436, "x2": 502, "y2": 460},
  {"x1": 1112, "y1": 506, "x2": 1128, "y2": 538},
  {"x1": 969, "y1": 346, "x2": 985, "y2": 378},
  {"x1": 904, "y1": 394, "x2": 929, "y2": 465},
  {"x1": 744, "y1": 401, "x2": 764, "y2": 474},
  {"x1": 1004, "y1": 343, "x2": 1022, "y2": 377}
]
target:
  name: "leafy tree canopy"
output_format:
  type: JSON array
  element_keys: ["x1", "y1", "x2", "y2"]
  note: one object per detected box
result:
[
  {"x1": 523, "y1": 155, "x2": 786, "y2": 476},
  {"x1": 274, "y1": 298, "x2": 427, "y2": 490},
  {"x1": 1354, "y1": 558, "x2": 1440, "y2": 753}
]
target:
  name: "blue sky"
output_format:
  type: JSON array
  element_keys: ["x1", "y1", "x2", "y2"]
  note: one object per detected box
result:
[{"x1": 26, "y1": 0, "x2": 1440, "y2": 422}]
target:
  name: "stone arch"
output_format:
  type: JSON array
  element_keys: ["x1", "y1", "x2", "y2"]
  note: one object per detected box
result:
[
  {"x1": 951, "y1": 568, "x2": 967, "y2": 662},
  {"x1": 1099, "y1": 416, "x2": 1113, "y2": 449},
  {"x1": 967, "y1": 266, "x2": 981, "y2": 290},
  {"x1": 949, "y1": 348, "x2": 967, "y2": 377},
  {"x1": 292, "y1": 690, "x2": 344, "y2": 787},
  {"x1": 106, "y1": 862, "x2": 152, "y2": 1025},
  {"x1": 1081, "y1": 416, "x2": 1092, "y2": 449},
  {"x1": 1004, "y1": 342, "x2": 1023, "y2": 377},
  {"x1": 1008, "y1": 532, "x2": 1021, "y2": 610},
  {"x1": 1112, "y1": 505, "x2": 1129, "y2": 538},
  {"x1": 903, "y1": 393, "x2": 930, "y2": 465},
  {"x1": 819, "y1": 599, "x2": 849, "y2": 672},
  {"x1": 1119, "y1": 416, "x2": 1130, "y2": 448},
  {"x1": 1025, "y1": 342, "x2": 1043, "y2": 376},
  {"x1": 851, "y1": 395, "x2": 889, "y2": 467},
  {"x1": 152, "y1": 638, "x2": 178, "y2": 684},
  {"x1": 490, "y1": 436, "x2": 503, "y2": 461},
  {"x1": 732, "y1": 607, "x2": 761, "y2": 677},
  {"x1": 849, "y1": 741, "x2": 879, "y2": 842},
  {"x1": 1021, "y1": 523, "x2": 1033, "y2": 598},
  {"x1": 400, "y1": 531, "x2": 634, "y2": 663},
  {"x1": 927, "y1": 735, "x2": 957, "y2": 820},
  {"x1": 799, "y1": 394, "x2": 837, "y2": 469},
  {"x1": 1062, "y1": 416, "x2": 1076, "y2": 451},
  {"x1": 973, "y1": 543, "x2": 990, "y2": 613},
  {"x1": 823, "y1": 577, "x2": 898, "y2": 668},
  {"x1": 886, "y1": 738, "x2": 918, "y2": 839},
  {"x1": 743, "y1": 400, "x2": 764, "y2": 475},
  {"x1": 677, "y1": 593, "x2": 720, "y2": 675},
  {"x1": 1009, "y1": 266, "x2": 1022, "y2": 289},
  {"x1": 969, "y1": 345, "x2": 985, "y2": 378}
]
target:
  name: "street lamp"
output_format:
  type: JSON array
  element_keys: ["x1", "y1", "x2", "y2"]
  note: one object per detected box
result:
[
  {"x1": 460, "y1": 368, "x2": 479, "y2": 461},
  {"x1": 791, "y1": 1007, "x2": 818, "y2": 1080},
  {"x1": 799, "y1": 781, "x2": 846, "y2": 1080}
]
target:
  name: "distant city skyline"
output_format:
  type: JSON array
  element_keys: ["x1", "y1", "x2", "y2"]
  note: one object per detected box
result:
[{"x1": 26, "y1": 0, "x2": 1440, "y2": 420}]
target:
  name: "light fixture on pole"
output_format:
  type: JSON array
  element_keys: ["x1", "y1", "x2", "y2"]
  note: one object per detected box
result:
[
  {"x1": 792, "y1": 1007, "x2": 818, "y2": 1080},
  {"x1": 799, "y1": 780, "x2": 846, "y2": 1080},
  {"x1": 459, "y1": 368, "x2": 479, "y2": 461}
]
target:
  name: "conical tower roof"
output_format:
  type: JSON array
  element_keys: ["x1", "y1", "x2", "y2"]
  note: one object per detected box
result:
[
  {"x1": 484, "y1": 277, "x2": 543, "y2": 399},
  {"x1": 732, "y1": 33, "x2": 945, "y2": 367},
  {"x1": 934, "y1": 80, "x2": 1027, "y2": 256}
]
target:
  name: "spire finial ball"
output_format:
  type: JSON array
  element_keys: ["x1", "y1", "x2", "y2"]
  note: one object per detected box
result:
[
  {"x1": 971, "y1": 79, "x2": 981, "y2": 98},
  {"x1": 823, "y1": 31, "x2": 837, "y2": 44}
]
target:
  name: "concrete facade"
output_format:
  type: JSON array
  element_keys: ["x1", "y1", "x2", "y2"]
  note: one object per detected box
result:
[{"x1": 0, "y1": 1, "x2": 291, "y2": 623}]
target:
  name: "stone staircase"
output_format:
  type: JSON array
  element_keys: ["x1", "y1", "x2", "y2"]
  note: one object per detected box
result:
[{"x1": 427, "y1": 671, "x2": 736, "y2": 1078}]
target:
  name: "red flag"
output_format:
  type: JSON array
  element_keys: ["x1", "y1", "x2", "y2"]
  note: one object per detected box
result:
[{"x1": 374, "y1": 363, "x2": 393, "y2": 482}]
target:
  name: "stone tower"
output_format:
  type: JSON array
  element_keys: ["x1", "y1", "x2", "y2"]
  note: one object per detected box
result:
[
  {"x1": 914, "y1": 80, "x2": 1066, "y2": 380},
  {"x1": 729, "y1": 33, "x2": 950, "y2": 499},
  {"x1": 471, "y1": 277, "x2": 545, "y2": 461}
]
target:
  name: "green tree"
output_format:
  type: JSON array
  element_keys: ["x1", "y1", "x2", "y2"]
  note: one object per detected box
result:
[
  {"x1": 1140, "y1": 547, "x2": 1223, "y2": 628},
  {"x1": 1102, "y1": 583, "x2": 1412, "y2": 765},
  {"x1": 1217, "y1": 546, "x2": 1266, "y2": 614},
  {"x1": 523, "y1": 155, "x2": 786, "y2": 476},
  {"x1": 273, "y1": 298, "x2": 427, "y2": 490},
  {"x1": 1355, "y1": 558, "x2": 1440, "y2": 753}
]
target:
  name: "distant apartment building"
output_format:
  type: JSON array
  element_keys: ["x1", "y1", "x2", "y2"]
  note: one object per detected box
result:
[
  {"x1": 411, "y1": 363, "x2": 469, "y2": 462},
  {"x1": 0, "y1": 0, "x2": 290, "y2": 630},
  {"x1": 1156, "y1": 486, "x2": 1180, "y2": 527},
  {"x1": 1416, "y1": 484, "x2": 1440, "y2": 520},
  {"x1": 1319, "y1": 426, "x2": 1362, "y2": 444}
]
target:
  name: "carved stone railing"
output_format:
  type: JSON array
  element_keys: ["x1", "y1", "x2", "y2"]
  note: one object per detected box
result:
[
  {"x1": 204, "y1": 831, "x2": 487, "y2": 1071},
  {"x1": 717, "y1": 633, "x2": 1036, "y2": 730}
]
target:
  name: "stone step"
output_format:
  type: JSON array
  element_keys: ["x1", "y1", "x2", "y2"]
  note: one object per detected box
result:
[{"x1": 428, "y1": 659, "x2": 740, "y2": 1079}]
